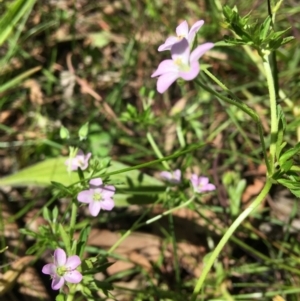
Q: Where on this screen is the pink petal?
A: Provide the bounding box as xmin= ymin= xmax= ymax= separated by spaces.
xmin=54 ymin=248 xmax=66 ymax=267
xmin=65 ymin=255 xmax=81 ymax=269
xmin=158 ymin=36 xmax=179 ymax=51
xmin=179 ymin=61 xmax=199 ymax=80
xmin=151 ymin=60 xmax=178 ymax=77
xmin=64 ymin=270 xmax=82 ymax=284
xmin=101 ymin=185 xmax=116 ymax=198
xmin=100 ymin=198 xmax=115 ymax=211
xmin=176 ymin=20 xmax=189 ymax=37
xmin=199 ymin=177 xmax=209 ymax=186
xmin=190 ymin=174 xmax=199 ymax=187
xmin=160 ymin=171 xmax=172 ymax=180
xmin=205 ymin=183 xmax=216 ymax=191
xmin=42 ymin=263 xmax=57 ymax=275
xmin=190 ymin=43 xmax=214 ymax=63
xmin=77 ymin=190 xmax=93 ymax=204
xmin=90 ymin=178 xmax=103 ymax=187
xmin=188 ymin=20 xmax=204 ymax=44
xmin=156 ymin=72 xmax=179 ymax=93
xmin=89 ymin=201 xmax=102 ymax=216
xmin=171 ymin=38 xmax=190 ymax=64
xmin=79 ymin=152 xmax=92 ymax=170
xmin=173 ymin=169 xmax=181 ymax=181
xmin=51 ymin=275 xmax=65 ymax=290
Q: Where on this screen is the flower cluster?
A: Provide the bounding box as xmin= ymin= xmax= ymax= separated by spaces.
xmin=160 ymin=169 xmax=182 ymax=184
xmin=160 ymin=169 xmax=216 ymax=193
xmin=77 ymin=178 xmax=116 ymax=216
xmin=42 ymin=248 xmax=82 ymax=290
xmin=152 ymin=20 xmax=214 ymax=93
xmin=190 ymin=174 xmax=216 ymax=193
xmin=65 ymin=149 xmax=91 ymax=171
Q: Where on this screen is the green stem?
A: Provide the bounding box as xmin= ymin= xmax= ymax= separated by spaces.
xmin=191 ymin=180 xmax=272 ymax=300
xmin=108 ymin=197 xmax=195 ymax=254
xmin=263 ymin=53 xmax=278 ymax=173
xmin=66 ymin=286 xmax=76 ymax=301
xmin=194 ymin=78 xmax=271 ymax=174
xmin=69 ymin=200 xmax=77 ymax=240
xmin=147 ymin=132 xmax=170 ymax=170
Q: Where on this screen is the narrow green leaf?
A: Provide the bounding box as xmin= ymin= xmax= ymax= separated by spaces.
xmin=0 ymin=66 xmax=41 ymax=94
xmin=58 ymin=224 xmax=71 ymax=255
xmin=0 ymin=0 xmax=36 ymax=46
xmin=259 ymin=16 xmax=271 ymax=40
xmin=279 ymin=142 xmax=300 ymax=166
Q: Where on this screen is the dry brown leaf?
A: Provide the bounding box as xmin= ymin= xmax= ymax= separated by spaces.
xmin=23 ymin=79 xmax=44 ymax=105
xmin=242 ymin=178 xmax=265 ymax=204
xmin=0 ymin=256 xmax=35 ymax=296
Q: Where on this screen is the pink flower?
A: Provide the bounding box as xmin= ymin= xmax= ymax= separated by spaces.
xmin=158 ymin=20 xmax=205 ymax=51
xmin=65 ymin=149 xmax=91 ymax=171
xmin=77 ymin=178 xmax=115 ymax=216
xmin=42 ymin=248 xmax=82 ymax=290
xmin=152 ymin=38 xmax=214 ymax=93
xmin=190 ymin=174 xmax=216 ymax=193
xmin=160 ymin=169 xmax=181 ymax=184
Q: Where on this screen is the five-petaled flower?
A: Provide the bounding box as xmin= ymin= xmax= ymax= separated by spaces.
xmin=160 ymin=169 xmax=182 ymax=184
xmin=158 ymin=20 xmax=204 ymax=52
xmin=152 ymin=38 xmax=214 ymax=93
xmin=190 ymin=174 xmax=216 ymax=193
xmin=42 ymin=248 xmax=82 ymax=290
xmin=77 ymin=178 xmax=115 ymax=216
xmin=65 ymin=149 xmax=92 ymax=171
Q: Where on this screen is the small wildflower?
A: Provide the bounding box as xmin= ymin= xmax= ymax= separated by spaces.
xmin=160 ymin=169 xmax=181 ymax=184
xmin=152 ymin=38 xmax=214 ymax=93
xmin=42 ymin=248 xmax=82 ymax=290
xmin=65 ymin=149 xmax=91 ymax=171
xmin=158 ymin=20 xmax=204 ymax=51
xmin=190 ymin=174 xmax=216 ymax=193
xmin=77 ymin=178 xmax=115 ymax=216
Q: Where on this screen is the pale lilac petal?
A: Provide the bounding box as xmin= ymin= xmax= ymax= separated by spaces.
xmin=158 ymin=36 xmax=179 ymax=51
xmin=199 ymin=177 xmax=209 ymax=186
xmin=89 ymin=201 xmax=102 ymax=216
xmin=156 ymin=72 xmax=179 ymax=93
xmin=65 ymin=150 xmax=91 ymax=171
xmin=188 ymin=20 xmax=204 ymax=44
xmin=160 ymin=171 xmax=172 ymax=180
xmin=54 ymin=248 xmax=66 ymax=267
xmin=179 ymin=61 xmax=199 ymax=80
xmin=65 ymin=255 xmax=81 ymax=269
xmin=160 ymin=170 xmax=181 ymax=184
xmin=51 ymin=275 xmax=65 ymax=290
xmin=90 ymin=178 xmax=103 ymax=187
xmin=79 ymin=152 xmax=92 ymax=170
xmin=176 ymin=20 xmax=189 ymax=37
xmin=42 ymin=263 xmax=56 ymax=275
xmin=205 ymin=183 xmax=216 ymax=191
xmin=190 ymin=174 xmax=199 ymax=187
xmin=151 ymin=60 xmax=178 ymax=77
xmin=190 ymin=43 xmax=214 ymax=63
xmin=173 ymin=169 xmax=182 ymax=181
xmin=65 ymin=158 xmax=80 ymax=171
xmin=101 ymin=185 xmax=116 ymax=198
xmin=77 ymin=190 xmax=93 ymax=204
xmin=64 ymin=270 xmax=82 ymax=283
xmin=171 ymin=38 xmax=190 ymax=63
xmin=100 ymin=199 xmax=115 ymax=211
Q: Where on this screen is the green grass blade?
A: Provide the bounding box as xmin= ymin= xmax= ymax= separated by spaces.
xmin=0 ymin=0 xmax=36 ymax=46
